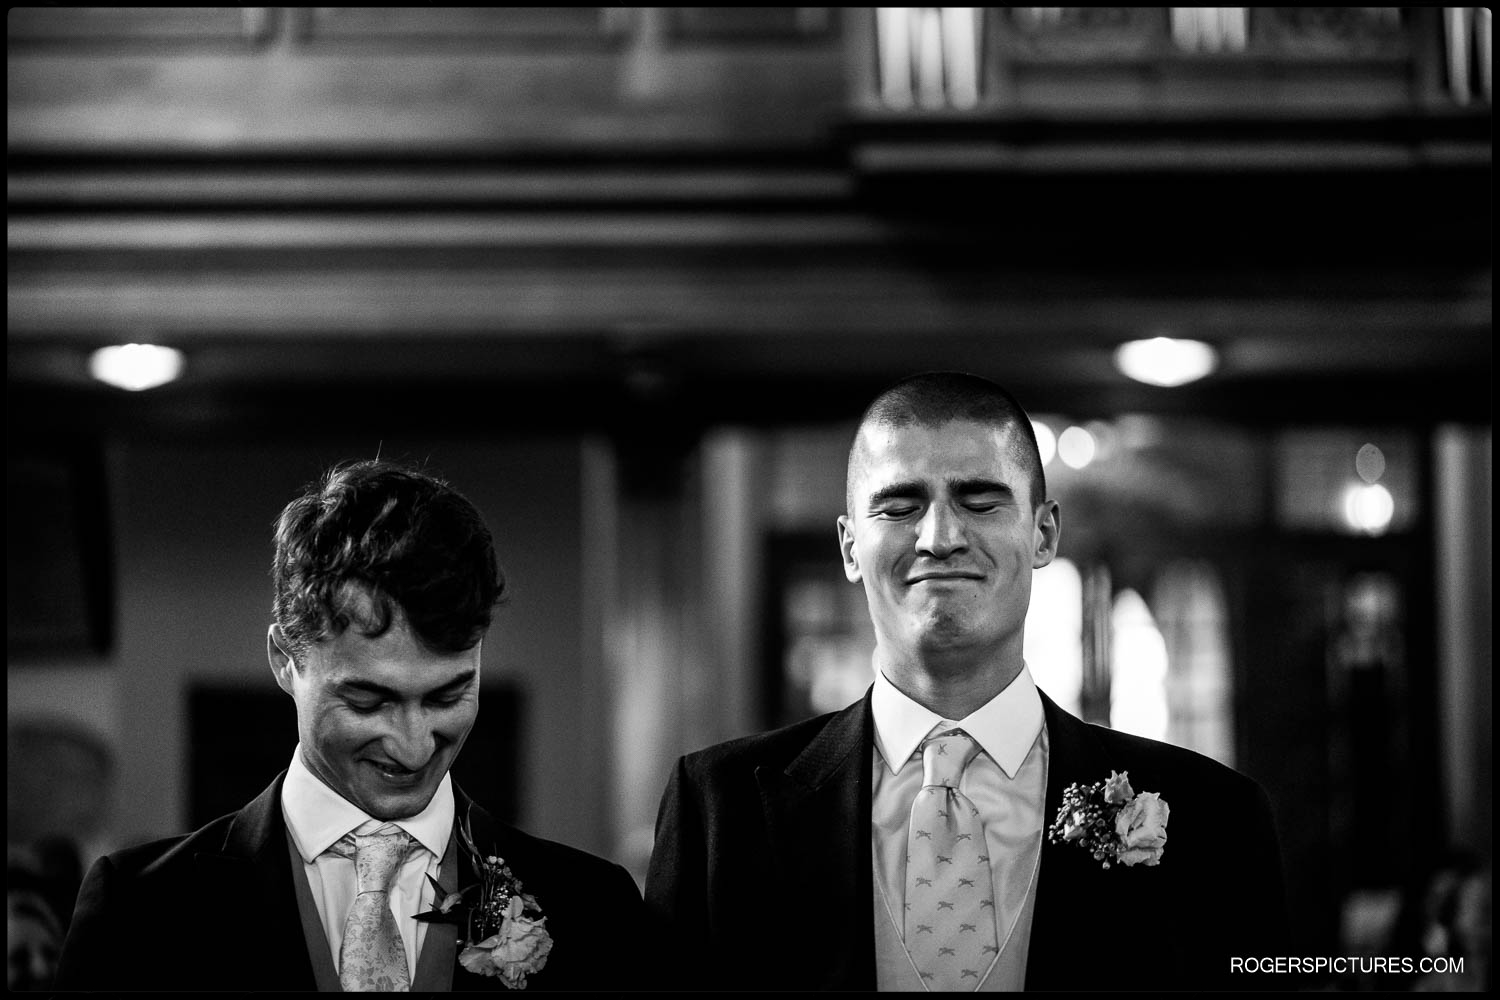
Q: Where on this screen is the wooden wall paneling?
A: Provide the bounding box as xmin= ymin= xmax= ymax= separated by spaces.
xmin=999 ymin=7 xmax=1168 ymax=62
xmin=1250 ymin=7 xmax=1408 ymax=58
xmin=4 ymin=162 xmax=856 ymax=209
xmin=7 ymin=47 xmax=846 ymax=151
xmin=300 ymin=7 xmax=628 ymax=45
xmin=666 ymin=7 xmax=835 ymax=42
xmin=7 ymin=7 xmax=274 ymax=47
xmin=985 ymin=6 xmax=1414 ymax=112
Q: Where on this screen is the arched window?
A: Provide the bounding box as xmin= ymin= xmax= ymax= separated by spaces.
xmin=1109 ymin=588 xmax=1170 ymax=742
xmin=1025 ymin=557 xmax=1083 ymax=716
xmin=1148 ymin=561 xmax=1236 ymax=764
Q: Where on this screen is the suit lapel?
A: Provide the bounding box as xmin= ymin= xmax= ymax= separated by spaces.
xmin=448 ymin=786 xmax=494 ymax=992
xmin=449 ymin=786 xmax=561 ymax=992
xmin=411 ymin=826 xmax=460 ymax=991
xmin=1025 ymin=694 xmax=1144 ymax=990
xmin=421 ymin=787 xmax=587 ymax=992
xmin=756 ymin=692 xmax=876 ymax=990
xmin=194 ymin=772 xmax=318 ymax=991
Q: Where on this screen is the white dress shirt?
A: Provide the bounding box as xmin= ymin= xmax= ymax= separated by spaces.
xmin=871 ymin=664 xmax=1048 ymax=991
xmin=280 ymin=746 xmax=450 ymax=977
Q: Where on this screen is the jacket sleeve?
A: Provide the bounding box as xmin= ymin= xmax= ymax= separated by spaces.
xmin=643 ymin=755 xmax=711 ymax=990
xmin=1195 ymin=777 xmax=1292 ymax=990
xmin=1239 ymin=779 xmax=1292 ymax=954
xmin=54 ymin=854 xmax=122 ymax=992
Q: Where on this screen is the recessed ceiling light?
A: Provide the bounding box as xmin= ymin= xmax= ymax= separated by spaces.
xmin=88 ymin=343 xmax=185 ymax=391
xmin=1114 ymin=338 xmax=1218 ymax=387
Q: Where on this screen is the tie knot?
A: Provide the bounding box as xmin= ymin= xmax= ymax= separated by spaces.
xmin=328 ymin=825 xmax=412 ymax=895
xmin=921 ymin=731 xmax=980 ymax=788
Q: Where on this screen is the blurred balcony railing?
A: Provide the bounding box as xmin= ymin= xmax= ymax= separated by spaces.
xmin=844 ymin=7 xmax=1492 ymax=176
xmin=857 ymin=7 xmax=1490 ymax=113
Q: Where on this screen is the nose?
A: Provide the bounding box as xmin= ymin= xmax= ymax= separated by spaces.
xmin=916 ymin=501 xmax=967 ymax=558
xmin=385 ymin=705 xmax=439 ymax=769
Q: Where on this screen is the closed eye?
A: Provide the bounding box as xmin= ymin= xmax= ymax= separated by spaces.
xmin=876 ymin=505 xmax=920 ymax=519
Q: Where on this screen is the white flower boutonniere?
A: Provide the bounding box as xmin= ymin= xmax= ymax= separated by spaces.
xmin=1046 ymin=770 xmax=1170 ymax=869
xmin=415 ymin=807 xmax=553 ymax=989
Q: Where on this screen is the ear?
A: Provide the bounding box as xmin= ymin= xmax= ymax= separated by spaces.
xmin=837 ymin=514 xmax=862 ymax=583
xmin=1032 ymin=500 xmax=1061 ymax=570
xmin=267 ymin=625 xmax=298 ymax=695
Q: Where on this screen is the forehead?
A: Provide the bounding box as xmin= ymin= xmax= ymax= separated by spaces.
xmin=305 ymin=619 xmax=479 ymax=690
xmin=855 ymin=419 xmax=1029 ymax=488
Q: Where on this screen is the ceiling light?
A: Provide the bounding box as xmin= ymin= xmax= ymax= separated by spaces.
xmin=1114 ymin=338 xmax=1218 ymax=387
xmin=88 ymin=344 xmax=184 ymax=391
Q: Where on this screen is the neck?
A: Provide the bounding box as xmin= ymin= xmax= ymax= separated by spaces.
xmin=876 ymin=643 xmax=1024 ymax=720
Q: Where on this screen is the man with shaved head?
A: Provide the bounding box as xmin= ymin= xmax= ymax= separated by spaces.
xmin=647 ymin=372 xmax=1287 ymax=990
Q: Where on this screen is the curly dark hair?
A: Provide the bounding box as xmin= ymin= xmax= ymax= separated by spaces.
xmin=271 ymin=460 xmax=504 ymax=658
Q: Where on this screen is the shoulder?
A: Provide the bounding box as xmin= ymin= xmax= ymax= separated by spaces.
xmin=677 ymin=703 xmax=864 ymax=783
xmin=456 ymin=810 xmax=650 ymax=990
xmin=1089 ymin=723 xmax=1252 ymax=783
xmin=73 ymin=775 xmax=286 ymax=908
xmin=1055 ymin=716 xmax=1277 ymax=840
xmin=501 ymin=823 xmax=633 ymax=886
xmin=58 ymin=809 xmax=253 ymax=988
xmin=83 ymin=811 xmax=240 ymax=887
xmin=1045 ymin=694 xmax=1269 ymax=809
xmin=459 ymin=795 xmax=639 ymax=906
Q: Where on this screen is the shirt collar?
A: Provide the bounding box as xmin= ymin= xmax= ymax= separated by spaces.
xmin=872 ymin=663 xmax=1045 ymax=779
xmin=280 ymin=744 xmax=453 ymax=863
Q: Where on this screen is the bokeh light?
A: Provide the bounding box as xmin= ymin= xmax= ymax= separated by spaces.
xmin=1032 ymin=420 xmax=1057 ymax=468
xmin=1114 ymin=337 xmax=1218 ymax=387
xmin=88 ymin=344 xmax=184 ymax=391
xmin=1058 ymin=425 xmax=1096 ymax=469
xmin=1356 ymin=443 xmax=1387 ymax=484
xmin=1342 ymin=482 xmax=1395 ymax=535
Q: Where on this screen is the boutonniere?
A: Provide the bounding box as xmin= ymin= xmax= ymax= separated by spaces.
xmin=1046 ymin=770 xmax=1170 ymax=868
xmin=415 ymin=806 xmax=553 ymax=989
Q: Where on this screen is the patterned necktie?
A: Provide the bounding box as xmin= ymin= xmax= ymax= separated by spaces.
xmin=328 ymin=822 xmax=413 ymax=992
xmin=905 ymin=731 xmax=998 ymax=991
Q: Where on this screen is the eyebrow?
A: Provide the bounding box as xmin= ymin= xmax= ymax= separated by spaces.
xmin=948 ymin=477 xmax=1014 ymax=498
xmin=336 ymin=670 xmax=476 ymax=701
xmin=866 ymin=477 xmax=1014 ymax=508
xmin=867 ymin=480 xmax=928 ymax=508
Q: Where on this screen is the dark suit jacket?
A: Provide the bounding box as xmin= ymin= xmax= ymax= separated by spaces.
xmin=645 ymin=687 xmax=1288 ymax=991
xmin=55 ymin=774 xmax=647 ymax=992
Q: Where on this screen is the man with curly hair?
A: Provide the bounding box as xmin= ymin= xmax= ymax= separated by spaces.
xmin=58 ymin=460 xmax=646 ymax=991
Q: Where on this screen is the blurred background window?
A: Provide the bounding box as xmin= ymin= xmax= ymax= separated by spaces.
xmin=1024 ymin=557 xmax=1084 ymax=719
xmin=1109 ymin=587 xmax=1171 ymax=742
xmin=1276 ymin=430 xmax=1418 ymax=537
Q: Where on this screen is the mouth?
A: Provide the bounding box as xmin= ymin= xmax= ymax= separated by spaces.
xmin=906 ymin=572 xmax=984 ymax=585
xmin=367 ymin=760 xmax=427 ymax=787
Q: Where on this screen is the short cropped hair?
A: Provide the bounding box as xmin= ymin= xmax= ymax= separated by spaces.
xmin=847 ymin=371 xmax=1046 ymax=513
xmin=272 ymin=460 xmax=504 ymax=659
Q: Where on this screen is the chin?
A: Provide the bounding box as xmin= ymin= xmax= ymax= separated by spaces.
xmin=364 ymin=791 xmax=436 ymax=821
xmin=914 ymin=609 xmax=974 ymax=644
xmin=356 ymin=780 xmax=442 ymax=821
